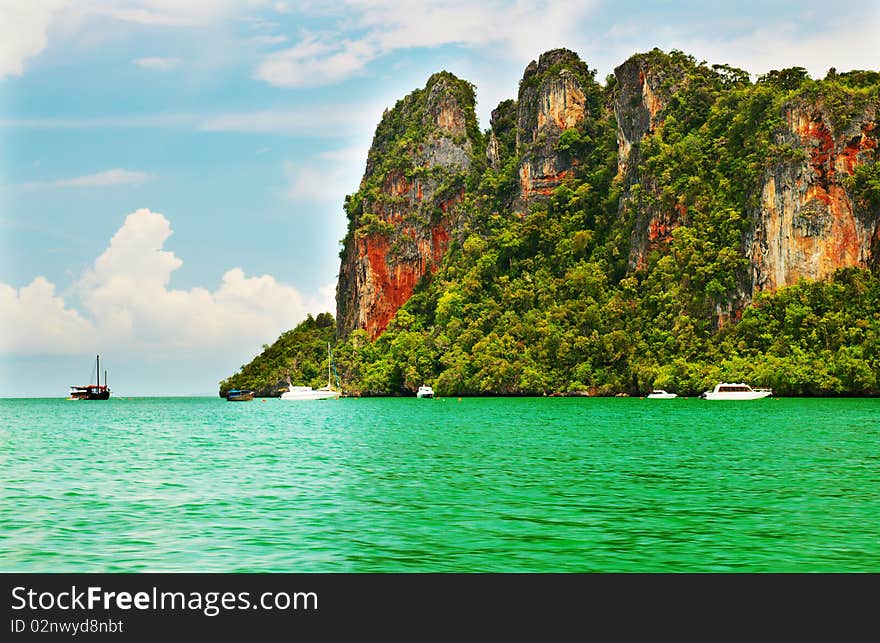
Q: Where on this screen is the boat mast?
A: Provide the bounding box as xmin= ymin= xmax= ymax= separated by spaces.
xmin=97 ymin=354 xmax=100 ymax=388
xmin=327 ymin=342 xmax=331 ymax=388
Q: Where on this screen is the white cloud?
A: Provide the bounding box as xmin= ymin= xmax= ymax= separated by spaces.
xmin=588 ymin=12 xmax=880 ymax=83
xmin=0 ymin=277 xmax=94 ymax=355
xmin=23 ymin=169 xmax=155 ymax=189
xmin=0 ymin=0 xmax=248 ymax=79
xmin=0 ymin=0 xmax=67 ymax=78
xmin=670 ymin=18 xmax=880 ymax=80
xmin=254 ymin=34 xmax=380 ymax=87
xmin=102 ymin=0 xmax=243 ymax=27
xmin=254 ymin=0 xmax=597 ymax=88
xmin=0 ymin=208 xmax=330 ymax=358
xmin=133 ymin=56 xmax=180 ymax=70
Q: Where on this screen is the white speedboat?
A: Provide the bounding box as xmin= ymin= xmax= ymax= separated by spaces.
xmin=281 ymin=385 xmax=340 ymax=401
xmin=280 ymin=343 xmax=341 ymax=401
xmin=700 ymin=382 xmax=772 ymax=400
xmin=416 ymin=385 xmax=434 ymax=398
xmin=646 ymin=389 xmax=677 ymax=399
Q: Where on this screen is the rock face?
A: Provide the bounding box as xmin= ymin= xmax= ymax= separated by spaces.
xmin=336 ymin=72 xmax=480 ymax=340
xmin=747 ymin=102 xmax=879 ymax=292
xmin=514 ymin=49 xmax=591 ymax=210
xmin=614 ymin=53 xmax=682 ymax=177
xmin=336 ymin=48 xmax=880 ymax=346
xmin=614 ymin=50 xmax=880 ymax=290
xmin=613 ymin=51 xmax=688 ymax=268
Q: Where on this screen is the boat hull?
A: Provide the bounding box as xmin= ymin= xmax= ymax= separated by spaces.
xmin=646 ymin=393 xmax=677 ymax=399
xmin=280 ymin=389 xmax=340 ymax=401
xmin=68 ymin=391 xmax=110 ymax=401
xmin=702 ymin=391 xmax=772 ymax=400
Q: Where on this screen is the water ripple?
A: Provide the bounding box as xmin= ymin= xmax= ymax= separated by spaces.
xmin=0 ymin=396 xmax=878 ymax=571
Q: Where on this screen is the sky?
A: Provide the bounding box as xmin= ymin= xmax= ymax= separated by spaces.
xmin=1 ymin=0 xmax=878 ymax=396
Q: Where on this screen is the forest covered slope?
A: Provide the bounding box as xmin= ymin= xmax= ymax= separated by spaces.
xmin=221 ymin=48 xmax=880 ymax=398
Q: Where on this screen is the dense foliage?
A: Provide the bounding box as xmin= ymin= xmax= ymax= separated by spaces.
xmin=223 ymin=50 xmax=880 ymax=397
xmin=219 ymin=313 xmax=336 ymax=397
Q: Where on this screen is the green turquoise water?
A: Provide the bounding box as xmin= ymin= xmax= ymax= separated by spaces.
xmin=1 ymin=396 xmax=878 ymax=572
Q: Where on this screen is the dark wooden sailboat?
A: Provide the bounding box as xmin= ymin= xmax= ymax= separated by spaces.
xmin=68 ymin=355 xmax=111 ymax=400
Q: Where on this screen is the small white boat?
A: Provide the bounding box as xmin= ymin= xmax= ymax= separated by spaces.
xmin=646 ymin=389 xmax=677 ymax=399
xmin=700 ymin=382 xmax=772 ymax=400
xmin=416 ymin=385 xmax=434 ymax=398
xmin=281 ymin=385 xmax=340 ymax=401
xmin=280 ymin=343 xmax=341 ymax=401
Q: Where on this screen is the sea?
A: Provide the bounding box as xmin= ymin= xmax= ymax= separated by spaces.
xmin=1 ymin=396 xmax=877 ymax=572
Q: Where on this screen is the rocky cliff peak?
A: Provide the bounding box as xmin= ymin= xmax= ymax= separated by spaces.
xmin=336 ymin=71 xmax=481 ymax=340
xmin=614 ymin=50 xmax=701 ymax=268
xmin=613 ymin=50 xmax=686 ymax=175
xmin=514 ymin=48 xmax=596 ymax=209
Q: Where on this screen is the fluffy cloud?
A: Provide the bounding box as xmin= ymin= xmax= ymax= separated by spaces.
xmin=0 ymin=277 xmax=94 ymax=355
xmin=0 ymin=0 xmax=66 ymax=78
xmin=0 ymin=209 xmax=332 ymax=358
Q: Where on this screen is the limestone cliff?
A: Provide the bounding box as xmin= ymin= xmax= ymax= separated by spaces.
xmin=514 ymin=49 xmax=595 ymax=210
xmin=748 ymin=101 xmax=879 ymax=293
xmin=613 ymin=50 xmax=690 ymax=268
xmin=336 ymin=72 xmax=481 ymax=340
xmin=336 ymin=48 xmax=879 ymax=345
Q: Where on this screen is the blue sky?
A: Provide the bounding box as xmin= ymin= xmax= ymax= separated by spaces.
xmin=1 ymin=0 xmax=878 ymax=396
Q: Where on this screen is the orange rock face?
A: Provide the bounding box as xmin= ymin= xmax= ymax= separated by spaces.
xmin=347 ymin=215 xmax=459 ymax=340
xmin=749 ymin=105 xmax=878 ymax=293
xmin=534 ymin=71 xmax=587 ymax=133
xmin=515 ymin=50 xmax=590 ymax=211
xmin=337 ymin=73 xmax=476 ymax=340
xmin=637 ymin=202 xmax=686 ymax=265
xmin=518 ymin=164 xmax=575 ymax=199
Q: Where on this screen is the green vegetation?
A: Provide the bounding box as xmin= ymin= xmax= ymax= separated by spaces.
xmin=224 ymin=51 xmax=880 ymax=398
xmin=219 ymin=313 xmax=336 ymax=397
